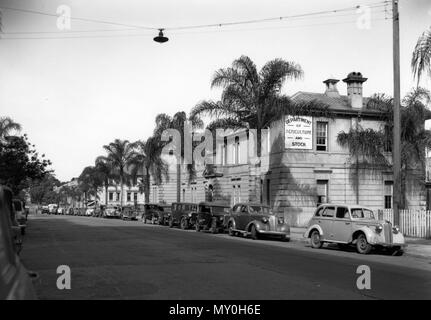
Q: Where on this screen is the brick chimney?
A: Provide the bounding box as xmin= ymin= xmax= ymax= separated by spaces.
xmin=342 ymin=72 xmax=367 ymax=109
xmin=323 ymin=78 xmax=340 ymax=98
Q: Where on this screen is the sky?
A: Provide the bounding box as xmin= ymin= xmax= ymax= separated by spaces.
xmin=0 ymin=0 xmax=430 ymax=181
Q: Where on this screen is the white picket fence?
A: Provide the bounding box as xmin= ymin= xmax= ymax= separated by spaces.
xmin=379 ymin=209 xmax=431 ymax=238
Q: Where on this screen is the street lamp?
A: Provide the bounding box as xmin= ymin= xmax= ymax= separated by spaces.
xmin=153 ymin=29 xmax=168 ymax=43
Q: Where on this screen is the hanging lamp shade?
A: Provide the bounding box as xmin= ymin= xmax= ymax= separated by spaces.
xmin=153 ymin=29 xmax=168 ymax=43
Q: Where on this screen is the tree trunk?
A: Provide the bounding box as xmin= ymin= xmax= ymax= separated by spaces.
xmin=120 ymin=171 xmax=124 ymax=208
xmin=104 ymin=184 xmax=108 ymax=206
xmin=176 ymin=162 xmax=181 ymax=202
xmin=145 ymin=167 xmax=150 ymax=204
xmin=355 ymin=157 xmax=359 ymax=204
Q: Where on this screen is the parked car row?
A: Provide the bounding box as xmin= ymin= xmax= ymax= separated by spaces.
xmin=46 ymin=200 xmax=407 ymax=255
xmin=0 ymin=186 xmax=37 ymax=299
xmin=144 ymin=201 xmax=291 ymax=242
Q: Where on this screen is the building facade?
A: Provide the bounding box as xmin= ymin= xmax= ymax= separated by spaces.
xmin=145 ymin=72 xmax=428 ymax=226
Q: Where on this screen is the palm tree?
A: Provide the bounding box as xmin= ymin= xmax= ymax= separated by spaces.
xmin=0 ymin=117 xmax=21 ymax=143
xmin=412 ymin=27 xmax=431 ymax=85
xmin=190 ymin=55 xmax=330 ymax=158
xmin=154 ymin=111 xmax=203 ymax=202
xmin=78 ymin=166 xmax=104 ymax=207
xmin=130 ymin=136 xmax=168 ymax=204
xmin=97 ymin=139 xmax=137 ymax=207
xmin=94 ymin=158 xmax=115 ymax=206
xmin=337 ymin=87 xmax=431 ymax=208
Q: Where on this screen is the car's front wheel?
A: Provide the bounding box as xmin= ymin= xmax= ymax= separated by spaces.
xmin=250 ymin=225 xmax=259 ymax=240
xmin=180 ymin=217 xmax=189 ymax=230
xmin=356 ymin=233 xmax=372 ymax=254
xmin=310 ymin=230 xmax=323 ymax=249
xmin=228 ymin=222 xmax=235 ymax=237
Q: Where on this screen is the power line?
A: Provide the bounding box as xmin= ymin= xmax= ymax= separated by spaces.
xmin=0 ymin=5 xmax=390 ymax=36
xmin=166 ymin=1 xmax=388 ymax=31
xmin=0 ymin=1 xmax=389 ymax=36
xmin=0 ymin=5 xmax=157 ymax=30
xmin=0 ymin=17 xmax=390 ymax=40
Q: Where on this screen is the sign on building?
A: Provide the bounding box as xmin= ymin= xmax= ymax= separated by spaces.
xmin=285 ymin=115 xmax=313 ymax=149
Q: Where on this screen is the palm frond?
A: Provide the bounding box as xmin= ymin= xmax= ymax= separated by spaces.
xmin=412 ymin=27 xmax=431 ymax=84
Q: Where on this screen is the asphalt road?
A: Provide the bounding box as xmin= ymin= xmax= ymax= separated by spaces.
xmin=21 ymin=214 xmax=431 ymax=300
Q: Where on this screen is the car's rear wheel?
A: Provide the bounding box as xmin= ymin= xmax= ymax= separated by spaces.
xmin=356 ymin=233 xmax=372 ymax=254
xmin=310 ymin=230 xmax=323 ymax=249
xmin=180 ymin=217 xmax=189 ymax=230
xmin=250 ymin=225 xmax=259 ymax=240
xmin=210 ymin=218 xmax=218 ymax=234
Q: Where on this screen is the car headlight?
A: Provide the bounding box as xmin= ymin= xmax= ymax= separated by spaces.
xmin=277 ymin=217 xmax=284 ymax=224
xmin=392 ymin=225 xmax=400 ymax=234
xmin=188 ymin=213 xmax=192 ymax=217
xmin=262 ymin=217 xmax=268 ymax=223
xmin=375 ymin=224 xmax=383 ymax=233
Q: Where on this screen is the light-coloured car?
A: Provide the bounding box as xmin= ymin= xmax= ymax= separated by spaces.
xmin=304 ymin=204 xmax=406 ymax=255
xmin=104 ymin=206 xmax=121 ymax=219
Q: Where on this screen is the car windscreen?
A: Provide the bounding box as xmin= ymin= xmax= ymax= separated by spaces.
xmin=249 ymin=206 xmax=271 ymax=214
xmin=351 ymin=208 xmax=375 ymax=220
xmin=212 ymin=207 xmax=230 ymax=214
xmin=13 ymin=200 xmax=22 ymax=211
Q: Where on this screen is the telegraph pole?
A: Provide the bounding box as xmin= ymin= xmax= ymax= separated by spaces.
xmin=392 ymin=0 xmax=401 ymax=226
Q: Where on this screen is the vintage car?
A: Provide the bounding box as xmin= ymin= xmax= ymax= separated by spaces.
xmin=226 ymin=203 xmax=290 ymax=241
xmin=304 ymin=204 xmax=406 ymax=255
xmin=168 ymin=202 xmax=198 ymax=229
xmin=157 ymin=204 xmax=172 ymax=225
xmin=195 ymin=202 xmax=231 ymax=233
xmin=121 ymin=206 xmax=138 ymax=220
xmin=142 ymin=203 xmax=164 ymax=224
xmin=0 ymin=186 xmax=37 ymax=299
xmin=103 ymin=206 xmax=121 ymax=219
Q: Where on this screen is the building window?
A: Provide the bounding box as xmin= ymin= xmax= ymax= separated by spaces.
xmin=134 ymin=192 xmax=138 ymax=202
xmin=316 ymin=180 xmax=328 ymax=206
xmin=127 ymin=192 xmax=131 ymax=202
xmin=116 ymin=192 xmax=120 ymax=202
xmin=316 ymin=122 xmax=328 ymax=151
xmin=232 ymin=184 xmax=241 ymax=205
xmin=109 ymin=192 xmax=113 ymax=202
xmin=182 ymin=189 xmax=186 ymax=202
xmin=266 ymin=179 xmax=271 ymax=206
xmin=233 ymin=136 xmax=240 ymax=164
xmin=384 ymin=181 xmax=393 ymax=209
xmin=191 ymin=186 xmax=197 ymax=203
xmin=152 ymin=186 xmax=159 ymax=203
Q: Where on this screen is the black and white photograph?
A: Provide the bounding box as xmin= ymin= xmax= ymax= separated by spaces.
xmin=0 ymin=0 xmax=431 ymax=306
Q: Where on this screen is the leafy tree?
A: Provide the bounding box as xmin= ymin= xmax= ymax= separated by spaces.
xmin=0 ymin=117 xmax=22 ymax=143
xmin=412 ymin=27 xmax=431 ymax=85
xmin=0 ymin=135 xmax=51 ymax=195
xmin=28 ymin=173 xmax=61 ymax=205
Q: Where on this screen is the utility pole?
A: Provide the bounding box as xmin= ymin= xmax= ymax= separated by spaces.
xmin=392 ymin=0 xmax=401 ymax=226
